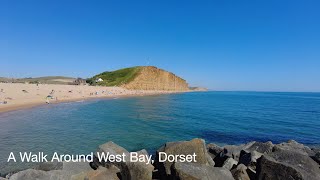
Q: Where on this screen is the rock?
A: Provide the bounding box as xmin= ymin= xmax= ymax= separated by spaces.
xmin=246 ymin=167 xmax=256 ymax=180
xmin=9 ymin=161 xmax=96 ymax=180
xmin=94 ymin=141 xmax=129 ymax=167
xmin=172 ymin=162 xmax=235 ymax=180
xmin=8 ymin=169 xmax=72 ymax=180
xmin=246 ymin=141 xmax=274 ymax=154
xmin=257 ymin=146 xmax=320 ymax=180
xmin=207 ymin=143 xmax=223 ymax=159
xmin=34 ymin=161 xmax=63 ymax=171
xmin=222 ymin=158 xmax=238 ymax=170
xmin=231 ymin=164 xmax=250 ymax=180
xmin=0 ymin=177 xmax=8 ymax=180
xmin=125 ymin=149 xmax=154 ymax=180
xmin=239 ymin=150 xmax=263 ymax=170
xmin=266 ymin=146 xmax=320 ymax=180
xmin=62 ymin=161 xmax=92 ymax=173
xmin=256 ymin=155 xmax=303 ymax=180
xmin=213 ymin=154 xmax=229 ymax=167
xmin=222 ymin=142 xmax=256 ymax=161
xmin=94 ymin=141 xmax=154 ymax=180
xmin=71 ymin=166 xmax=120 ymax=180
xmin=275 ymin=140 xmax=314 ymax=156
xmin=311 ymin=151 xmax=320 ymax=164
xmin=155 ymin=138 xmax=215 ymax=178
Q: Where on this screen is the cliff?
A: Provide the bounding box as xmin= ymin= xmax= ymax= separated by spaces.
xmin=123 ymin=66 xmax=189 ymax=91
xmin=89 ymin=66 xmax=189 ymax=91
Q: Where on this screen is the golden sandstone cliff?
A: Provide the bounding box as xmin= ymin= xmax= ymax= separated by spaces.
xmin=123 ymin=66 xmax=189 ymax=91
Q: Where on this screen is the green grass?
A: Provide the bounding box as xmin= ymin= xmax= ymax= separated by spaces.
xmin=0 ymin=76 xmax=76 ymax=84
xmin=88 ymin=66 xmax=142 ymax=86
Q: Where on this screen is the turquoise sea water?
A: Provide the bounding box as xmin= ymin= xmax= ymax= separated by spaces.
xmin=0 ymin=91 xmax=320 ymax=174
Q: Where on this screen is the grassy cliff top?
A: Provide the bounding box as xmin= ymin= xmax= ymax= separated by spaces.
xmin=88 ymin=66 xmax=142 ymax=86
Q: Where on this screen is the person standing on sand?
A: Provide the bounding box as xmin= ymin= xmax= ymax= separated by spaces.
xmin=45 ymin=96 xmax=50 ymax=104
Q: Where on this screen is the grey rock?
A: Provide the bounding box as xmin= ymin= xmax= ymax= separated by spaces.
xmin=207 ymin=143 xmax=223 ymax=159
xmin=92 ymin=141 xmax=129 ymax=172
xmin=246 ymin=167 xmax=256 ymax=180
xmin=256 ymin=155 xmax=303 ymax=180
xmin=62 ymin=161 xmax=92 ymax=174
xmin=222 ymin=141 xmax=256 ymax=161
xmin=94 ymin=141 xmax=153 ymax=180
xmin=71 ymin=166 xmax=120 ymax=180
xmin=34 ymin=161 xmax=63 ymax=171
xmin=275 ymin=140 xmax=314 ymax=156
xmin=9 ymin=161 xmax=95 ymax=180
xmin=257 ymin=146 xmax=320 ymax=180
xmin=8 ymin=169 xmax=72 ymax=180
xmin=311 ymin=151 xmax=320 ymax=164
xmin=155 ymin=138 xmax=215 ymax=178
xmin=231 ymin=164 xmax=250 ymax=180
xmin=246 ymin=141 xmax=274 ymax=154
xmin=172 ymin=162 xmax=235 ymax=180
xmin=222 ymin=158 xmax=238 ymax=170
xmin=267 ymin=146 xmax=320 ymax=180
xmin=125 ymin=149 xmax=154 ymax=180
xmin=239 ymin=150 xmax=263 ymax=170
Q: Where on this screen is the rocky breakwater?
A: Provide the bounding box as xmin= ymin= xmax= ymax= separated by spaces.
xmin=2 ymin=138 xmax=320 ymax=180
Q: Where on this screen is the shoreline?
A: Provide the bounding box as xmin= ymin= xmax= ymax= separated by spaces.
xmin=0 ymin=83 xmax=188 ymax=113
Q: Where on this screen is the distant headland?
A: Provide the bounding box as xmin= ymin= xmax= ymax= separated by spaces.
xmin=0 ymin=66 xmax=206 ymax=112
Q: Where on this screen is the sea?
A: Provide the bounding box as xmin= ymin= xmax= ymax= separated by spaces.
xmin=0 ymin=91 xmax=320 ymax=174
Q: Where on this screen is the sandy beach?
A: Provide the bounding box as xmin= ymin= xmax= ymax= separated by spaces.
xmin=0 ymin=83 xmax=182 ymax=113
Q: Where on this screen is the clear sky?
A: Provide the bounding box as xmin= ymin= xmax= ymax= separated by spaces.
xmin=1 ymin=0 xmax=320 ymax=91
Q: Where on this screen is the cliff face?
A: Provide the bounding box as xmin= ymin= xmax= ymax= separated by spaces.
xmin=122 ymin=66 xmax=189 ymax=91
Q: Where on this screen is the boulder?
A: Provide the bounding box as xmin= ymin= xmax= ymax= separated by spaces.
xmin=222 ymin=158 xmax=238 ymax=170
xmin=266 ymin=146 xmax=320 ymax=180
xmin=155 ymin=138 xmax=215 ymax=178
xmin=125 ymin=149 xmax=154 ymax=180
xmin=256 ymin=155 xmax=303 ymax=180
xmin=9 ymin=161 xmax=95 ymax=180
xmin=34 ymin=161 xmax=63 ymax=171
xmin=275 ymin=140 xmax=314 ymax=156
xmin=93 ymin=141 xmax=154 ymax=180
xmin=71 ymin=166 xmax=120 ymax=180
xmin=231 ymin=164 xmax=250 ymax=180
xmin=239 ymin=150 xmax=263 ymax=170
xmin=172 ymin=162 xmax=235 ymax=180
xmin=246 ymin=167 xmax=256 ymax=180
xmin=222 ymin=142 xmax=256 ymax=161
xmin=62 ymin=161 xmax=92 ymax=173
xmin=257 ymin=146 xmax=320 ymax=180
xmin=94 ymin=141 xmax=129 ymax=168
xmin=245 ymin=141 xmax=274 ymax=154
xmin=8 ymin=169 xmax=72 ymax=180
xmin=311 ymin=151 xmax=320 ymax=164
xmin=207 ymin=143 xmax=223 ymax=159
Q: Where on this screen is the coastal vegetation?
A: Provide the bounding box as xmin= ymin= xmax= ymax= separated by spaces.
xmin=0 ymin=76 xmax=76 ymax=85
xmin=86 ymin=66 xmax=141 ymax=86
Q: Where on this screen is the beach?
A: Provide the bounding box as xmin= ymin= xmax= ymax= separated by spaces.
xmin=0 ymin=83 xmax=182 ymax=113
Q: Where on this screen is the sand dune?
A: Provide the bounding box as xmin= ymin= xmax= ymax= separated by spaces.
xmin=0 ymin=83 xmax=180 ymax=113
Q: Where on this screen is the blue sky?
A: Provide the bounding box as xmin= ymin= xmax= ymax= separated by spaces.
xmin=1 ymin=0 xmax=320 ymax=91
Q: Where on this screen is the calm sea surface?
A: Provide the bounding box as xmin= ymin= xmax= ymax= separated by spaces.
xmin=0 ymin=91 xmax=320 ymax=174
